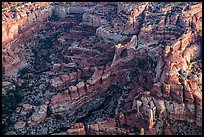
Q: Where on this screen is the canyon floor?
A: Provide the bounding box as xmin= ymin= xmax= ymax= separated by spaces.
xmin=2 ymin=2 xmax=202 ymax=135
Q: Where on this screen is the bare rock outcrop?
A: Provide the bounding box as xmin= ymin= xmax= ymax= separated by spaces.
xmin=2 ymin=2 xmax=202 ymax=135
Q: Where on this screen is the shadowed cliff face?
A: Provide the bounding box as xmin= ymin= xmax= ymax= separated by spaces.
xmin=2 ymin=2 xmax=202 ymax=135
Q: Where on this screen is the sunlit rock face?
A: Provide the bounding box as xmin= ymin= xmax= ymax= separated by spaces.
xmin=2 ymin=2 xmax=202 ymax=135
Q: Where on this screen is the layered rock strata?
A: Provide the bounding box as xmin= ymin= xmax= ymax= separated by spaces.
xmin=2 ymin=2 xmax=202 ymax=135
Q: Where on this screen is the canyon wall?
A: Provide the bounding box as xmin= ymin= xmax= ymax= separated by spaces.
xmin=2 ymin=2 xmax=202 ymax=135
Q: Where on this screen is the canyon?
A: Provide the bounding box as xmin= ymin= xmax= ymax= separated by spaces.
xmin=2 ymin=2 xmax=202 ymax=135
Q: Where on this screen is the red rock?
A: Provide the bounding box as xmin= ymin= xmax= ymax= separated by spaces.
xmin=148 ymin=128 xmax=157 ymax=135
xmin=103 ymin=118 xmax=116 ymax=127
xmin=51 ymin=93 xmax=62 ymax=104
xmin=81 ymin=68 xmax=89 ymax=78
xmin=169 ymin=73 xmax=180 ymax=84
xmin=118 ymin=112 xmax=126 ymax=125
xmin=87 ymin=78 xmax=100 ymax=92
xmin=150 ymin=82 xmax=162 ymax=98
xmin=186 ymin=103 xmax=195 ymax=114
xmin=52 ymin=91 xmax=71 ymax=104
xmin=2 ymin=2 xmax=202 ymax=135
xmin=76 ymin=82 xmax=86 ymax=97
xmin=89 ymin=123 xmax=99 ymax=132
xmin=67 ymin=123 xmax=86 ymax=135
xmin=173 ymin=101 xmax=185 ymax=115
xmin=162 ymin=83 xmax=171 ymax=98
xmin=101 ymin=73 xmax=112 ymax=89
xmin=69 ymin=86 xmax=79 ymax=100
xmin=62 ymin=91 xmax=72 ymax=102
xmin=85 ymin=83 xmax=94 ymax=94
xmin=193 ymin=90 xmax=202 ymax=105
xmin=60 ymin=74 xmax=70 ymax=82
xmin=188 ymin=77 xmax=199 ymax=91
xmin=69 ymin=72 xmax=77 ymax=81
xmin=184 ymin=90 xmax=194 ymax=103
xmin=51 ymin=77 xmax=63 ymax=87
xmin=170 ymin=84 xmax=183 ymax=103
xmin=152 ymin=98 xmax=166 ymax=116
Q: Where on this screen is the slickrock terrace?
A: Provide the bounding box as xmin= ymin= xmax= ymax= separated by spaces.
xmin=2 ymin=2 xmax=202 ymax=135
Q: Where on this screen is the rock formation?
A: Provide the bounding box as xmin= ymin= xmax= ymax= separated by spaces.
xmin=2 ymin=2 xmax=202 ymax=135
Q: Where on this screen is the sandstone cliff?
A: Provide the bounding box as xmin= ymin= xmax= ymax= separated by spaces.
xmin=2 ymin=2 xmax=202 ymax=135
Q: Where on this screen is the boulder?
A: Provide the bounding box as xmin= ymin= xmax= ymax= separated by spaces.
xmin=67 ymin=123 xmax=86 ymax=135
xmin=76 ymin=81 xmax=86 ymax=97
xmin=30 ymin=104 xmax=47 ymax=124
xmin=22 ymin=103 xmax=33 ymax=112
xmin=14 ymin=121 xmax=26 ymax=130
